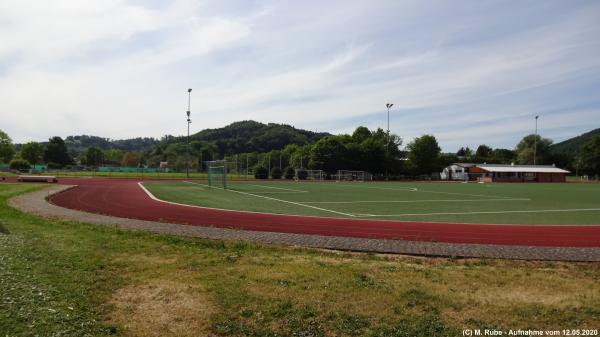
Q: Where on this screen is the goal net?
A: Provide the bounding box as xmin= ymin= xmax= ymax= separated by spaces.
xmin=207 ymin=160 xmax=227 ymax=189
xmin=336 ymin=170 xmax=371 ymax=182
xmin=295 ymin=169 xmax=324 ymax=181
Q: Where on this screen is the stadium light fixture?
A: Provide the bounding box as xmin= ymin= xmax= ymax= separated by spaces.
xmin=186 ymin=88 xmax=193 ymax=178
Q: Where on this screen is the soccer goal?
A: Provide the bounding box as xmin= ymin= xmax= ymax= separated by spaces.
xmin=295 ymin=169 xmax=324 ymax=181
xmin=206 ymin=160 xmax=227 ymax=189
xmin=336 ymin=170 xmax=372 ymax=182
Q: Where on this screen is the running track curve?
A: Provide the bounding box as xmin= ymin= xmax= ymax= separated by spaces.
xmin=48 ymin=178 xmax=600 ymax=247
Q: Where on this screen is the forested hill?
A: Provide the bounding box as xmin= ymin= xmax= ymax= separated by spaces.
xmin=187 ymin=120 xmax=330 ymax=155
xmin=61 ymin=121 xmax=330 ymax=156
xmin=550 ymin=128 xmax=600 ymax=155
xmin=64 ymin=136 xmax=159 ymax=154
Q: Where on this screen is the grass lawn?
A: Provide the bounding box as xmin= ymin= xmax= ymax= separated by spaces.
xmin=143 ymin=181 xmax=600 ymax=225
xmin=1 ymin=183 xmax=600 ymax=337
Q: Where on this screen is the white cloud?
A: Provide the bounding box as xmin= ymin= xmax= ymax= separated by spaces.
xmin=0 ymin=0 xmax=599 ymax=151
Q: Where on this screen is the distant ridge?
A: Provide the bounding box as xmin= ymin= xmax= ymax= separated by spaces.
xmin=58 ymin=120 xmax=330 ymax=156
xmin=550 ymin=128 xmax=600 ymax=155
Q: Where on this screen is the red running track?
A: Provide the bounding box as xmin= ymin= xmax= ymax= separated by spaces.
xmin=47 ymin=178 xmax=600 ymax=247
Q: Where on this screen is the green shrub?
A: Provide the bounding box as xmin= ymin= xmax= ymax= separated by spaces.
xmin=283 ymin=166 xmax=295 ymax=180
xmin=270 ymin=167 xmax=282 ymax=179
xmin=296 ymin=169 xmax=308 ymax=180
xmin=9 ymin=158 xmax=30 ymax=171
xmin=254 ymin=165 xmax=268 ymax=179
xmin=47 ymin=162 xmax=62 ymax=169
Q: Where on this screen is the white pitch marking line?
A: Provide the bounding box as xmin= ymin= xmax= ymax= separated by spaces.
xmin=300 ymin=198 xmax=531 ymax=204
xmin=184 ymin=181 xmax=355 ymax=217
xmin=242 ymin=191 xmax=308 ymax=194
xmin=354 ymin=208 xmax=600 ymax=217
xmin=336 ymin=184 xmax=417 ymax=192
xmin=411 ymin=189 xmax=516 ymax=199
xmin=335 ymin=184 xmax=513 ymax=199
xmin=244 ymin=184 xmax=308 ymax=193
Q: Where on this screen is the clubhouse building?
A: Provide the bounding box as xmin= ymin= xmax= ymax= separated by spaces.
xmin=441 ymin=163 xmax=570 ymax=183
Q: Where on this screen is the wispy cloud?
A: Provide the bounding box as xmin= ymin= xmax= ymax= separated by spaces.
xmin=1 ymin=0 xmax=599 ymax=151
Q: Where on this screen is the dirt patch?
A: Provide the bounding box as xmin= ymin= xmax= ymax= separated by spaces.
xmin=107 ymin=279 xmax=216 ymax=337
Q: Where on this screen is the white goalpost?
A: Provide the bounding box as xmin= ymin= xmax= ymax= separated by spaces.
xmin=336 ymin=170 xmax=372 ymax=182
xmin=295 ymin=169 xmax=324 ymax=181
xmin=206 ymin=160 xmax=227 ymax=189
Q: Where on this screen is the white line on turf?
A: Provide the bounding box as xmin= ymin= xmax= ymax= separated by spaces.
xmin=241 ymin=191 xmax=308 ymax=194
xmin=300 ymin=198 xmax=531 ymax=204
xmin=355 ymin=208 xmax=600 ymax=217
xmin=184 ymin=181 xmax=355 ymax=217
xmin=244 ymin=184 xmax=308 ymax=192
xmin=336 ymin=184 xmax=417 ymax=192
xmin=138 ymin=182 xmax=356 ymax=219
xmin=411 ymin=189 xmax=517 ymax=199
xmin=334 ymin=184 xmax=516 ymax=199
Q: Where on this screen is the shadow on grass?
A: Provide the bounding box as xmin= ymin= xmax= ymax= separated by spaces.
xmin=0 ymin=220 xmax=9 ymax=234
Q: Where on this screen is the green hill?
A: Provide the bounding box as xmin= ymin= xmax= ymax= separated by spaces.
xmin=64 ymin=135 xmax=158 ymax=154
xmin=187 ymin=120 xmax=329 ymax=155
xmin=58 ymin=121 xmax=329 ymax=157
xmin=550 ymin=128 xmax=600 ymax=155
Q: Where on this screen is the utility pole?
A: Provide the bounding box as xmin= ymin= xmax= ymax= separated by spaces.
xmin=186 ymin=88 xmax=192 ymax=178
xmin=534 ymin=115 xmax=539 ymax=165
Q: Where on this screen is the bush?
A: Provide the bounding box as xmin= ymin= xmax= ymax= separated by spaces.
xmin=254 ymin=165 xmax=268 ymax=179
xmin=296 ymin=169 xmax=308 ymax=180
xmin=270 ymin=167 xmax=282 ymax=179
xmin=283 ymin=166 xmax=295 ymax=180
xmin=47 ymin=162 xmax=62 ymax=169
xmin=9 ymin=158 xmax=30 ymax=171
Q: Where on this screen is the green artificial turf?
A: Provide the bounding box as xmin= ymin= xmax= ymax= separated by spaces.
xmin=143 ymin=181 xmax=600 ymax=225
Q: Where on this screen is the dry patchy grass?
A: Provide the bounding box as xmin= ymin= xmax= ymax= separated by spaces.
xmin=108 ymin=279 xmax=215 ymax=337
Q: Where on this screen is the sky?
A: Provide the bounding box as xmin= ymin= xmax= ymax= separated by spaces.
xmin=1 ymin=0 xmax=599 ymax=151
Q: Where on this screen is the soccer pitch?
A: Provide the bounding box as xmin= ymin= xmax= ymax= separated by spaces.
xmin=142 ymin=181 xmax=600 ymax=225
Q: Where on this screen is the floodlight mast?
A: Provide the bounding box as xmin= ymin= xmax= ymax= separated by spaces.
xmin=534 ymin=115 xmax=539 ymax=165
xmin=386 ymin=103 xmax=393 ymax=180
xmin=186 ymin=88 xmax=192 ymax=178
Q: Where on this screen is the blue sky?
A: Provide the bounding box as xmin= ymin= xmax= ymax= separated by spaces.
xmin=0 ymin=0 xmax=599 ymax=151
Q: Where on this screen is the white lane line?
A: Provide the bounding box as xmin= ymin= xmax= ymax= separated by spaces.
xmin=355 ymin=208 xmax=600 ymax=217
xmin=335 ymin=184 xmax=417 ymax=192
xmin=334 ymin=184 xmax=513 ymax=199
xmin=412 ymin=189 xmax=517 ymax=199
xmin=300 ymin=198 xmax=531 ymax=204
xmin=184 ymin=181 xmax=355 ymax=217
xmin=242 ymin=191 xmax=308 ymax=194
xmin=244 ymin=184 xmax=308 ymax=193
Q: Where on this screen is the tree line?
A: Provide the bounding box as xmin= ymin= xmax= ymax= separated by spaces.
xmin=1 ymin=126 xmax=599 ymax=179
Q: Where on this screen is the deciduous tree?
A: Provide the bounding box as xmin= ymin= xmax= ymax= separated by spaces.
xmin=516 ymin=134 xmax=553 ymax=164
xmin=20 ymin=142 xmax=44 ymax=166
xmin=43 ymin=136 xmax=73 ymax=167
xmin=578 ymin=135 xmax=600 ymax=178
xmin=406 ymin=135 xmax=442 ymax=174
xmin=0 ymin=130 xmax=15 ymax=163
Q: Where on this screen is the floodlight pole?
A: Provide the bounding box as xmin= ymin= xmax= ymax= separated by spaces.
xmin=534 ymin=115 xmax=539 ymax=165
xmin=186 ymin=88 xmax=192 ymax=178
xmin=386 ymin=103 xmax=394 ymax=180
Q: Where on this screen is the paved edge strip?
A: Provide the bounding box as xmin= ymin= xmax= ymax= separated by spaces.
xmin=8 ymin=184 xmax=600 ymax=262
